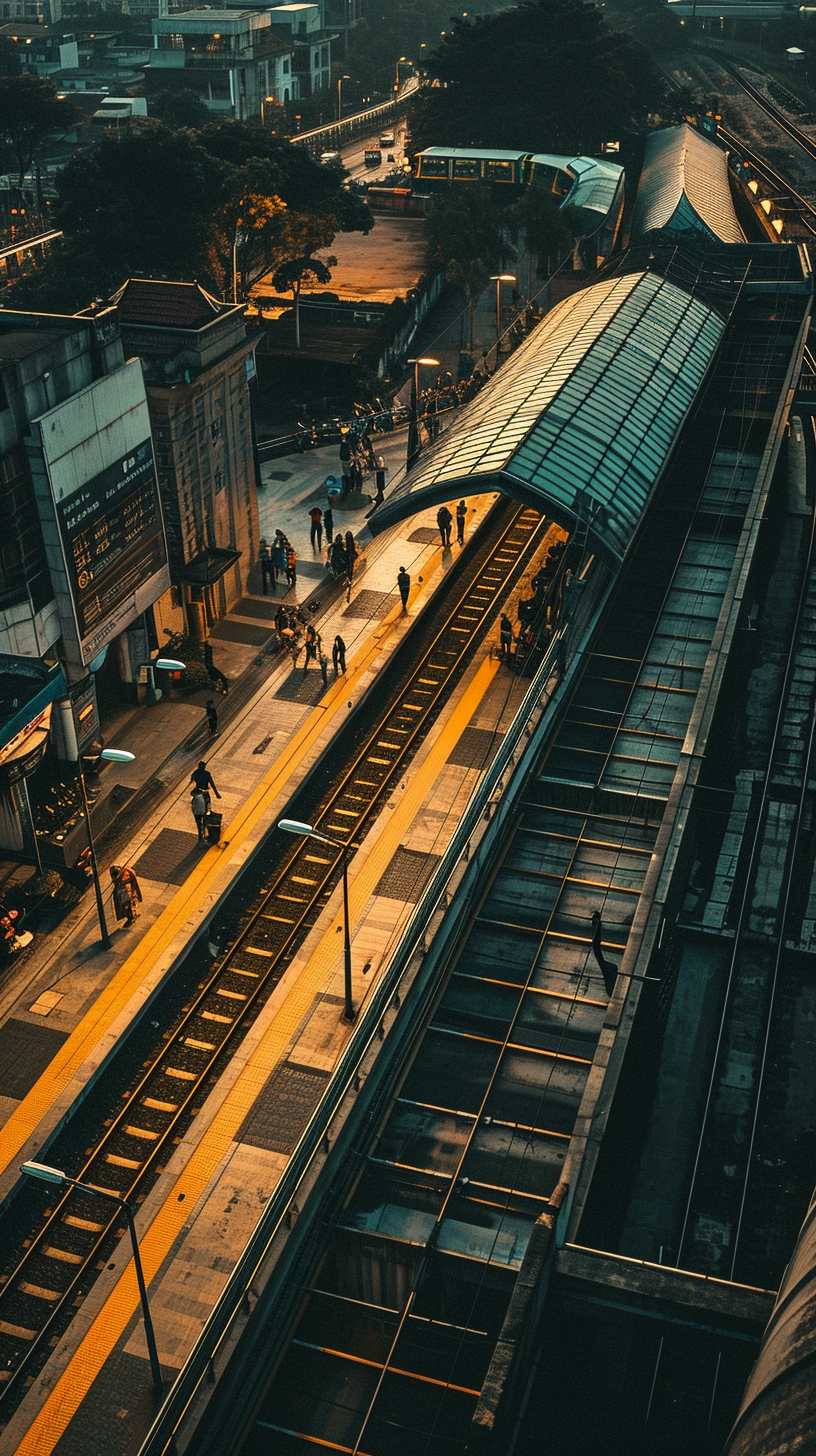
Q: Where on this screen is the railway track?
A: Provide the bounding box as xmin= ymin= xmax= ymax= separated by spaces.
xmin=676 ymin=482 xmax=816 ymax=1286
xmin=0 ymin=500 xmax=546 ymax=1425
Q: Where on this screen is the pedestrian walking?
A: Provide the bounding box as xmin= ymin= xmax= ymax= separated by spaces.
xmin=273 ymin=531 xmax=287 ymax=583
xmin=339 ymin=434 xmax=351 ymax=466
xmin=319 ymin=650 xmax=329 ymax=687
xmin=456 ymin=500 xmax=467 ymax=545
xmin=333 ymin=634 xmax=346 ymax=674
xmin=330 ymin=533 xmax=348 ymax=578
xmin=190 ymin=760 xmax=220 ymax=808
xmin=500 ymin=613 xmax=513 ymax=659
xmin=324 ymin=504 xmax=333 ymax=544
xmin=309 ymin=505 xmax=323 ymax=552
xmin=374 ymin=456 xmax=386 ymax=505
xmin=260 ymin=540 xmax=273 ymax=594
xmin=345 ymin=531 xmax=358 ymax=582
xmin=437 ymin=505 xmax=453 ymax=547
xmin=205 ymin=698 xmax=219 ymax=735
xmin=191 ymin=789 xmax=208 ymax=841
xmin=397 ymin=565 xmax=410 ymax=612
xmin=303 ymin=623 xmax=321 ymax=674
xmin=274 ymin=603 xmax=288 ymax=641
xmin=285 ymin=540 xmax=297 ymax=588
xmin=110 ymin=864 xmax=142 ymax=926
xmin=203 ymin=641 xmax=228 ymax=695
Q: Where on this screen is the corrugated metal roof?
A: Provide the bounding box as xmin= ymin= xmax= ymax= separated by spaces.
xmin=376 ymin=270 xmax=725 ymax=565
xmin=632 ymin=123 xmax=745 ymax=244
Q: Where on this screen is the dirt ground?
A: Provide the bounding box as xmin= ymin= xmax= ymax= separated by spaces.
xmin=315 ymin=214 xmax=428 ymax=304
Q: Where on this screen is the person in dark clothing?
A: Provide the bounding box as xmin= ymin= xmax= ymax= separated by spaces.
xmin=344 ymin=531 xmax=357 ymax=583
xmin=275 ymin=604 xmax=288 ymax=641
xmin=324 ymin=505 xmax=333 ymax=544
xmin=330 ymin=534 xmax=348 ymax=577
xmin=309 ymin=506 xmax=323 ymax=551
xmin=260 ymin=540 xmax=273 ymax=594
xmin=374 ymin=456 xmax=386 ymax=505
xmin=339 ymin=435 xmax=351 ymax=465
xmin=437 ymin=505 xmax=453 ymax=547
xmin=285 ymin=540 xmax=297 ymax=588
xmin=456 ymin=500 xmax=467 ymax=545
xmin=205 ymin=698 xmax=219 ymax=735
xmin=350 ymin=458 xmax=363 ymax=493
xmin=333 ymin=635 xmax=346 ymax=674
xmin=500 ymin=614 xmax=513 ymax=659
xmin=190 ymin=761 xmax=220 ymax=810
xmin=204 ymin=641 xmax=228 ymax=694
xmin=397 ymin=566 xmax=410 ymax=611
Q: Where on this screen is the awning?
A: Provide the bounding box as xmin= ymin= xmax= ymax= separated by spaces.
xmin=176 ymin=547 xmax=242 ymax=586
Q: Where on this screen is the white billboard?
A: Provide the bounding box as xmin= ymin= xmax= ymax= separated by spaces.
xmin=31 ymin=359 xmax=170 ymax=669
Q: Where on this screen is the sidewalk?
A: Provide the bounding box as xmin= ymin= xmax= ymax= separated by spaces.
xmin=0 ymin=437 xmax=502 ymax=1136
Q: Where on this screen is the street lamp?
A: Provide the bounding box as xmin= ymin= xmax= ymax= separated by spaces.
xmin=77 ymin=747 xmax=135 ymax=951
xmin=407 ymin=356 xmax=440 ymax=445
xmin=490 ymin=274 xmax=516 ymax=341
xmin=278 ymin=818 xmax=356 ymax=1021
xmin=260 ymin=93 xmax=276 ymax=128
xmin=20 ymin=1161 xmax=163 ymax=1395
xmin=337 ymin=73 xmax=350 ymax=122
xmin=394 ymin=54 xmax=407 ymax=92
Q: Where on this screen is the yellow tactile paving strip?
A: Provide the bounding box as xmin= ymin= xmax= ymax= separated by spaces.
xmin=0 ymin=566 xmax=439 ymax=1189
xmin=14 ymin=655 xmax=498 ymax=1456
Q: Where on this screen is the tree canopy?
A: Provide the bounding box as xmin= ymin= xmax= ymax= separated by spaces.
xmin=0 ymin=75 xmax=80 ymax=191
xmin=9 ymin=120 xmax=372 ymax=313
xmin=409 ymin=0 xmax=668 ymax=154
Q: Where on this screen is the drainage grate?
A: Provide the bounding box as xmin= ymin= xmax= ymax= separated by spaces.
xmin=342 ymin=590 xmax=392 ymax=619
xmin=131 ymin=828 xmax=204 ymax=885
xmin=375 ymin=847 xmax=441 ymax=903
xmin=447 ymin=726 xmax=504 ymax=770
xmin=238 ymin=1061 xmax=331 ymax=1153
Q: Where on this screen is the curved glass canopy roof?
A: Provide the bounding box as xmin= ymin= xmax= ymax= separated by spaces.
xmin=631 ymin=123 xmax=745 ymax=244
xmin=374 ymin=269 xmax=725 ymax=565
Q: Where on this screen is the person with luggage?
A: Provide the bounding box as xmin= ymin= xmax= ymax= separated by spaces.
xmin=191 ymin=788 xmax=208 ymax=841
xmin=303 ymin=623 xmax=321 ymax=674
xmin=110 ymin=864 xmax=142 ymax=927
xmin=190 ymin=761 xmax=220 ymax=809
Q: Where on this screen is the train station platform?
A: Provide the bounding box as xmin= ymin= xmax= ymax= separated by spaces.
xmin=0 ymin=437 xmax=558 ymax=1455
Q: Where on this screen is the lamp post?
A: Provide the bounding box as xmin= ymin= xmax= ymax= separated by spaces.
xmin=278 ymin=818 xmax=355 ymax=1021
xmin=337 ymin=73 xmax=350 ymax=122
xmin=407 ymin=354 xmax=440 ymax=435
xmin=20 ymin=1161 xmax=163 ymax=1395
xmin=394 ymin=54 xmax=407 ymax=93
xmin=490 ymin=274 xmax=516 ymax=341
xmin=260 ymin=93 xmax=275 ymax=128
xmin=77 ymin=747 xmax=135 ymax=951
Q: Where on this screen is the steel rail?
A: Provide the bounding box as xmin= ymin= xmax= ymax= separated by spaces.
xmin=0 ymin=501 xmax=545 ymax=1423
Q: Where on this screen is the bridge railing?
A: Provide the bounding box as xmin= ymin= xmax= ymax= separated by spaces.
xmin=291 ymin=78 xmax=420 ymax=155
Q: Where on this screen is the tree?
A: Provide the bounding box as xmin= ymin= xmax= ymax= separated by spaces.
xmin=272 ymin=253 xmax=335 ymax=349
xmin=213 ymin=160 xmax=288 ymax=301
xmin=0 ymin=37 xmax=22 ymax=78
xmin=410 ymin=0 xmax=667 ymax=155
xmin=148 ymin=88 xmax=212 ymax=130
xmin=0 ymin=75 xmax=80 ymax=192
xmin=53 ymin=124 xmax=228 ymax=292
xmin=510 ymin=189 xmax=577 ymax=279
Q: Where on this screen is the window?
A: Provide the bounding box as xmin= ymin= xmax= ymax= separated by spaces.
xmin=283 ymin=56 xmax=289 ymax=72
xmin=485 ymin=160 xmax=514 ymax=183
xmin=452 ymin=158 xmax=480 ymax=180
xmin=419 ymin=156 xmax=449 ymax=179
xmin=215 ymin=469 xmax=224 ymax=493
xmin=211 ymin=420 xmax=220 ymax=442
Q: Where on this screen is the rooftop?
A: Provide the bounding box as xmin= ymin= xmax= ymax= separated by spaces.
xmin=372 ymin=268 xmax=726 ymax=564
xmin=631 ymin=123 xmax=745 ymax=245
xmin=110 ymin=279 xmax=232 ymax=330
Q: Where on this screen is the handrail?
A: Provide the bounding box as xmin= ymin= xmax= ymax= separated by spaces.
xmin=137 ymin=619 xmax=566 ymax=1456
